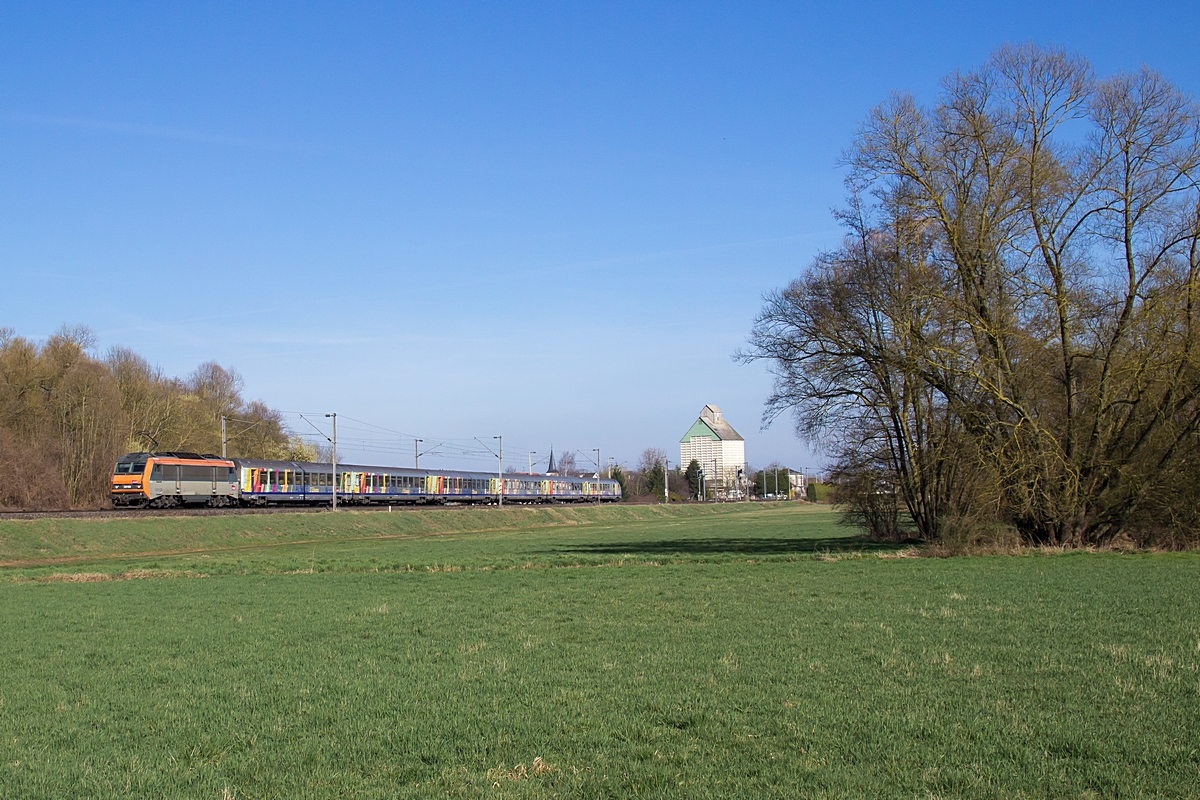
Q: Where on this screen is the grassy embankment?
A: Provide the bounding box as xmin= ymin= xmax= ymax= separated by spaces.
xmin=0 ymin=502 xmax=1197 ymax=798
xmin=0 ymin=501 xmax=855 ymax=577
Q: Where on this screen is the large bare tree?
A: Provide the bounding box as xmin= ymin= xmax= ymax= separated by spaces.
xmin=745 ymin=44 xmax=1200 ymax=546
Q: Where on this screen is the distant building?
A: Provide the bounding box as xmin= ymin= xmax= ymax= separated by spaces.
xmin=679 ymin=405 xmax=746 ymax=499
xmin=789 ymin=470 xmax=806 ymax=499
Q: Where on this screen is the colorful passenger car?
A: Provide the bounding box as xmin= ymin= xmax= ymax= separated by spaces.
xmin=232 ymin=459 xmax=620 ymax=505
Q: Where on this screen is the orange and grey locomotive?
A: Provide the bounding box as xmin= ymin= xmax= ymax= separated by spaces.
xmin=110 ymin=452 xmax=239 ymax=508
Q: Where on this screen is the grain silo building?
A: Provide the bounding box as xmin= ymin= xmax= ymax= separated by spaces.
xmin=679 ymin=405 xmax=745 ymax=498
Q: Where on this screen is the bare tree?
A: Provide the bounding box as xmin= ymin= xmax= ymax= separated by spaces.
xmin=745 ymin=44 xmax=1200 ymax=546
xmin=555 ymin=450 xmax=578 ymax=476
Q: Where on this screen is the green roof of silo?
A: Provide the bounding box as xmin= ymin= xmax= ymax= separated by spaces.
xmin=680 ymin=419 xmax=720 ymax=443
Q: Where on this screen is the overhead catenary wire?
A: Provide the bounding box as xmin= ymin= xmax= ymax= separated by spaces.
xmin=275 ymin=409 xmax=561 ymax=471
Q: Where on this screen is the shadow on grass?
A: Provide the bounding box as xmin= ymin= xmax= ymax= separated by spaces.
xmin=548 ymin=536 xmax=909 ymax=557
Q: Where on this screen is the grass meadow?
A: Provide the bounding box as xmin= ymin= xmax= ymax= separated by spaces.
xmin=0 ymin=503 xmax=1197 ymax=798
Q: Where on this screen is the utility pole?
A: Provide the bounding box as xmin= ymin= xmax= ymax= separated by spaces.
xmin=528 ymin=451 xmax=536 ymax=474
xmin=663 ymin=459 xmax=669 ymax=504
xmin=594 ymin=447 xmax=601 ymax=504
xmin=774 ymin=467 xmax=779 ymax=499
xmin=414 ymin=439 xmax=422 ymax=468
xmin=221 ymin=415 xmax=227 ymax=458
xmin=325 ymin=413 xmax=337 ymax=511
xmin=496 ymin=435 xmax=503 ymax=507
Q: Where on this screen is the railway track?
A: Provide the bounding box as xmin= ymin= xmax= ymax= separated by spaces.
xmin=0 ymin=504 xmax=458 ymax=521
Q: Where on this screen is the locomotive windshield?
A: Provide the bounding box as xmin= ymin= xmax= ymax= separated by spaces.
xmin=114 ymin=457 xmax=147 ymax=474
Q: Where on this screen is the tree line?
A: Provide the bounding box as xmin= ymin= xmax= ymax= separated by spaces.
xmin=586 ymin=447 xmax=802 ymax=503
xmin=0 ymin=326 xmax=310 ymax=509
xmin=743 ymin=44 xmax=1200 ymax=548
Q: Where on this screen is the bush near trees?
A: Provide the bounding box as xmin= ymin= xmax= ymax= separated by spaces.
xmin=0 ymin=326 xmax=307 ymax=510
xmin=743 ymin=44 xmax=1200 ymax=548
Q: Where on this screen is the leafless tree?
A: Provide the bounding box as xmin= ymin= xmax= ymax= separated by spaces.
xmin=745 ymin=44 xmax=1200 ymax=546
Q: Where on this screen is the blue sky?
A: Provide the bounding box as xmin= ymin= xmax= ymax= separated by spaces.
xmin=2 ymin=1 xmax=1197 ymax=473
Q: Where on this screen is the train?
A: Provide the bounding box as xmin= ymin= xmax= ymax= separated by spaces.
xmin=109 ymin=451 xmax=621 ymax=508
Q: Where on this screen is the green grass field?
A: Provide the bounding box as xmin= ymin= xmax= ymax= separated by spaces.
xmin=1 ymin=503 xmax=1197 ymax=798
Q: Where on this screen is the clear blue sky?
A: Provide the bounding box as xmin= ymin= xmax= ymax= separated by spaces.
xmin=2 ymin=2 xmax=1197 ymax=472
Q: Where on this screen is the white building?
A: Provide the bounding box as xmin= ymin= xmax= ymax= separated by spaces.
xmin=679 ymin=405 xmax=746 ymax=499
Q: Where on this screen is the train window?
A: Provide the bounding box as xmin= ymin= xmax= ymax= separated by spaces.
xmin=180 ymin=465 xmax=213 ymax=482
